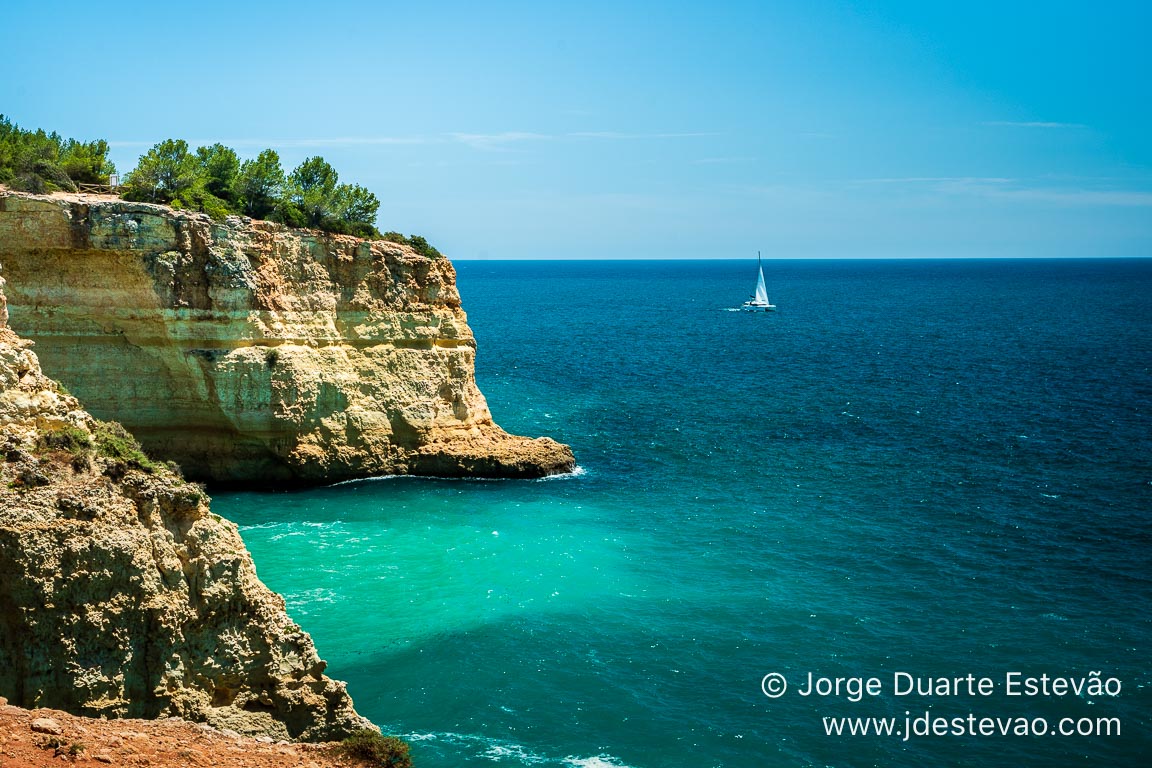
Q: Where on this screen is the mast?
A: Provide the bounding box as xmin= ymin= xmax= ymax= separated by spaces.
xmin=754 ymin=251 xmax=768 ymax=304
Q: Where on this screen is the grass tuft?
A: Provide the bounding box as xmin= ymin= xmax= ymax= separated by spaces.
xmin=340 ymin=730 xmax=412 ymax=768
xmin=92 ymin=420 xmax=158 ymax=474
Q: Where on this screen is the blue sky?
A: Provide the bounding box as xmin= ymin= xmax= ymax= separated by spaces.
xmin=3 ymin=0 xmax=1150 ymax=258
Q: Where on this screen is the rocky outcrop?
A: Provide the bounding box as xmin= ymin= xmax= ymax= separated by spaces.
xmin=0 ymin=701 xmax=373 ymax=767
xmin=0 ymin=272 xmax=372 ymax=740
xmin=0 ymin=190 xmax=573 ymax=484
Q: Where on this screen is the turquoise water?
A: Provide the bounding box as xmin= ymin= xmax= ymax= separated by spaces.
xmin=216 ymin=260 xmax=1151 ymax=767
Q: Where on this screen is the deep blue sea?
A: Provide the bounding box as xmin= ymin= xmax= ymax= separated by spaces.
xmin=215 ymin=259 xmax=1151 ymax=767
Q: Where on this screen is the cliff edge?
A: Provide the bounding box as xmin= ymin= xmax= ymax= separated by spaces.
xmin=0 ymin=190 xmax=574 ymax=484
xmin=0 ymin=271 xmax=372 ymax=740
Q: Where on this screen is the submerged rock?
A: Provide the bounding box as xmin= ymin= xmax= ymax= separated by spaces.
xmin=0 ymin=272 xmax=372 ymax=740
xmin=0 ymin=190 xmax=574 ymax=484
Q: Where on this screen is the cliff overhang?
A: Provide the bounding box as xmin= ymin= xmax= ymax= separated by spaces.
xmin=0 ymin=189 xmax=574 ymax=485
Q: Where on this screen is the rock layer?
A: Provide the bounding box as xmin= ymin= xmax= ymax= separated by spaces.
xmin=0 ymin=273 xmax=372 ymax=740
xmin=0 ymin=191 xmax=574 ymax=484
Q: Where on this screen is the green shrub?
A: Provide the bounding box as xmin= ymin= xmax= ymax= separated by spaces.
xmin=377 ymin=232 xmax=442 ymax=258
xmin=92 ymin=420 xmax=157 ymax=474
xmin=121 ymin=139 xmax=199 ymax=203
xmin=59 ymin=138 xmax=115 ymax=185
xmin=39 ymin=425 xmax=93 ymax=454
xmin=10 ymin=163 xmax=77 ymax=194
xmin=271 ymin=199 xmax=307 ymax=228
xmin=173 ymin=183 xmax=233 ymax=221
xmin=317 ymin=217 xmax=380 ymax=238
xmin=407 ymin=235 xmax=442 ymax=259
xmin=0 ymin=115 xmax=113 ymax=192
xmin=340 ymin=730 xmax=412 ymax=768
xmin=10 ymin=172 xmax=47 ymax=193
xmin=351 ymin=222 xmax=381 ymax=238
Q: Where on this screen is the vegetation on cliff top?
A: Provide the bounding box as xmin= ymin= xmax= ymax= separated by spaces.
xmin=121 ymin=139 xmax=387 ymax=239
xmin=0 ymin=116 xmax=443 ymax=254
xmin=30 ymin=418 xmax=173 ymax=481
xmin=0 ymin=115 xmax=115 ymax=193
xmin=121 ymin=138 xmax=441 ymax=255
xmin=12 ymin=416 xmax=205 ymax=502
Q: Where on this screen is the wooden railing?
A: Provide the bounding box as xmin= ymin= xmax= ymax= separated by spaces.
xmin=76 ymin=182 xmax=121 ymax=194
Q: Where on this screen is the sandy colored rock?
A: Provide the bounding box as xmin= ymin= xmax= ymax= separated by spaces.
xmin=0 ymin=189 xmax=574 ymax=484
xmin=0 ymin=273 xmax=371 ymax=741
xmin=30 ymin=717 xmax=62 ymax=734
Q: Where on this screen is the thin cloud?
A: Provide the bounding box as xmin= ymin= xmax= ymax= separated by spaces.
xmin=566 ymin=131 xmax=719 ymax=139
xmin=982 ymin=121 xmax=1086 ymax=129
xmin=449 ymin=130 xmax=717 ymax=149
xmin=987 ymin=188 xmax=1152 ymax=207
xmin=692 ymin=157 xmax=756 ymax=165
xmin=850 ymin=177 xmax=1014 ymax=186
xmin=447 ymin=132 xmax=549 ymax=150
xmin=246 ymin=136 xmax=429 ymax=147
xmin=849 ymin=176 xmax=1152 ymax=207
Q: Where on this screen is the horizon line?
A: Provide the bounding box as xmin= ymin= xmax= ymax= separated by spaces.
xmin=451 ymin=255 xmax=1151 ymax=261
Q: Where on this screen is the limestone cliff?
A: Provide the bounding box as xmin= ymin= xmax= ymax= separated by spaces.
xmin=0 ymin=272 xmax=372 ymax=740
xmin=0 ymin=190 xmax=574 ymax=484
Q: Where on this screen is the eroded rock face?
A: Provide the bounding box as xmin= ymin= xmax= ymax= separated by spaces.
xmin=0 ymin=273 xmax=372 ymax=740
xmin=0 ymin=191 xmax=574 ymax=484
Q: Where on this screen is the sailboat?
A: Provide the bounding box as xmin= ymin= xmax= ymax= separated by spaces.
xmin=741 ymin=251 xmax=776 ymax=311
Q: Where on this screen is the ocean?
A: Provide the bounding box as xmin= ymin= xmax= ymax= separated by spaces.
xmin=214 ymin=259 xmax=1151 ymax=767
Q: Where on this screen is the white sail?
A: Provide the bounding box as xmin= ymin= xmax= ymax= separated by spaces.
xmin=754 ymin=266 xmax=768 ymax=304
xmin=740 ymin=251 xmax=775 ymax=311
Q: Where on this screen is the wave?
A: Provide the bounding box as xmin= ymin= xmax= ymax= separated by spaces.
xmin=395 ymin=730 xmax=637 ymax=767
xmin=236 ymin=521 xmax=285 ymax=531
xmin=535 ymin=465 xmax=588 ymax=481
xmin=563 ymin=757 xmax=638 ymax=768
xmin=329 ymin=465 xmax=588 ymax=487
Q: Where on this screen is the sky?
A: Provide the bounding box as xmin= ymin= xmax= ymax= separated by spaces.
xmin=3 ymin=0 xmax=1150 ymax=259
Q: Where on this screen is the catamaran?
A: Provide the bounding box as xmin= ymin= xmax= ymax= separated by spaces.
xmin=741 ymin=251 xmax=776 ymax=311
